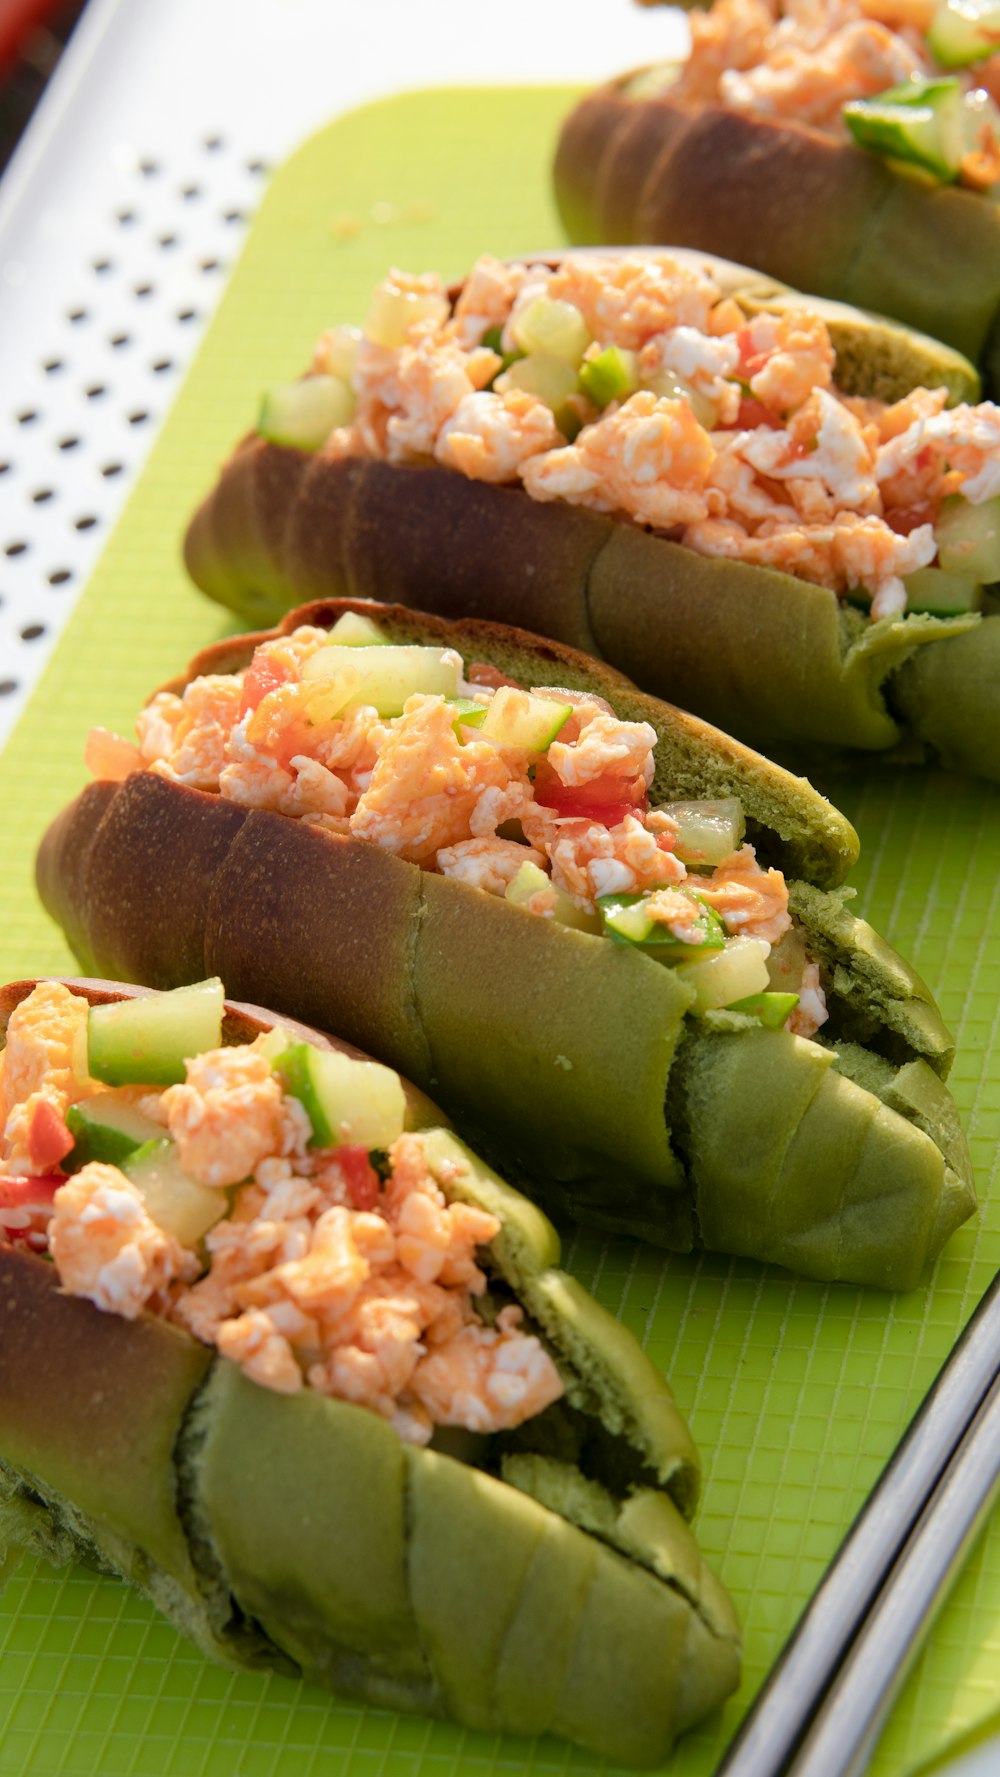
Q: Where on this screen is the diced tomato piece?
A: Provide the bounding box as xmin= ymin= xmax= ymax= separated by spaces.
xmin=26 ymin=1102 xmax=75 ymax=1172
xmin=533 ymin=755 xmax=647 ymax=827
xmin=338 ymin=1146 xmax=381 ymax=1212
xmin=0 ymin=1174 xmax=64 ymax=1209
xmin=239 ymin=653 xmax=293 ymax=719
xmin=735 ymin=328 xmax=771 ymax=380
xmin=885 ymin=502 xmax=937 ymax=537
xmin=737 ymin=397 xmax=783 ymax=431
xmin=84 ymin=726 xmax=143 ymax=782
xmin=467 ymin=661 xmax=522 ymax=691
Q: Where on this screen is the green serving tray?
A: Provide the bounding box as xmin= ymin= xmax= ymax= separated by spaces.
xmin=0 ymin=85 xmax=998 ymax=1777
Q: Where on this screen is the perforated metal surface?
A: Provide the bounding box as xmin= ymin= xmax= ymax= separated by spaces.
xmin=0 ymin=135 xmax=263 ymax=743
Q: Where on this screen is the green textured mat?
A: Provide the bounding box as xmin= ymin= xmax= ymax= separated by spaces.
xmin=0 ymin=85 xmax=999 ymax=1777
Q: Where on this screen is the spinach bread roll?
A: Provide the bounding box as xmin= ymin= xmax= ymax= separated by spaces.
xmin=0 ymin=976 xmax=739 ymax=1766
xmin=553 ymin=0 xmax=1000 ymax=394
xmin=183 ymin=248 xmax=1000 ymax=778
xmin=36 ymin=601 xmax=975 ymax=1289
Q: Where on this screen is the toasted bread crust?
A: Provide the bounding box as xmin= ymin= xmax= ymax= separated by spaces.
xmin=34 ymin=602 xmax=975 ymax=1286
xmin=0 ymin=979 xmax=740 ymax=1761
xmin=184 ymin=427 xmax=998 ymax=781
xmin=553 ymin=81 xmax=1000 ymax=387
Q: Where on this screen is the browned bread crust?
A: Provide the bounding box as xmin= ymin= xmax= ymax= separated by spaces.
xmin=33 ymin=603 xmax=975 ymax=1289
xmin=553 ymin=82 xmax=1000 ymax=390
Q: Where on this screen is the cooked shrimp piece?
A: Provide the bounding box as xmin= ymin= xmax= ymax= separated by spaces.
xmin=0 ymin=982 xmax=93 ymax=1166
xmin=721 ymin=13 xmax=928 ymax=130
xmin=410 ymin=1303 xmax=564 ymax=1434
xmin=877 ymin=402 xmax=1000 ymax=507
xmin=707 ymin=439 xmax=800 ymax=526
xmin=350 ymin=695 xmax=532 ymax=865
xmin=692 ymin=844 xmax=791 ymax=944
xmin=787 ymin=960 xmax=829 ymax=1037
xmin=450 ymin=254 xmax=530 ymax=348
xmin=50 ymin=1164 xmax=198 ymax=1319
xmin=743 ymin=312 xmax=836 ymax=413
xmin=436 ymin=837 xmax=547 ymax=896
xmin=739 ymin=388 xmax=879 ymax=513
xmin=521 ymin=393 xmax=715 ymax=530
xmin=162 ymin=1047 xmax=308 ymax=1188
xmin=137 ymin=676 xmax=245 ymax=790
xmin=547 ymin=713 xmax=658 ymax=790
xmin=522 ymin=808 xmax=686 ymax=906
xmin=680 ymin=0 xmax=777 ymax=99
xmin=833 ymin=513 xmax=936 ymax=618
xmin=645 ymin=887 xmax=721 ymax=946
xmin=639 ymin=327 xmax=742 ymax=424
xmin=436 ymin=389 xmax=561 ymax=482
xmin=216 ymin=1308 xmax=304 ymax=1393
xmin=548 ymin=255 xmax=723 ymax=350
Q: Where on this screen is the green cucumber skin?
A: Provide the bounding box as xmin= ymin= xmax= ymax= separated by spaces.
xmin=65 ymin=1097 xmax=163 ymax=1168
xmin=87 ymin=980 xmax=225 ymax=1086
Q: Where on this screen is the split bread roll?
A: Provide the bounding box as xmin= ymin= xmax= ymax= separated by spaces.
xmin=183 ymin=248 xmax=1000 ymax=780
xmin=0 ymin=977 xmax=739 ymax=1766
xmin=553 ymin=74 xmax=1000 ymax=395
xmin=35 ymin=601 xmax=975 ymax=1289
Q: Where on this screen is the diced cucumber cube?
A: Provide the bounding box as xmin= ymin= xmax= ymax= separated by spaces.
xmin=511 ymin=298 xmax=592 ymax=363
xmin=495 ymin=354 xmax=581 ymax=414
xmin=904 ymin=565 xmax=984 ymax=614
xmin=675 ymin=936 xmax=771 ymax=1013
xmin=258 ymin=375 xmax=355 ymax=451
xmin=935 ymin=492 xmax=1000 ymax=583
xmin=87 ymin=981 xmax=226 ymax=1087
xmin=844 ymin=79 xmax=966 ymax=182
xmin=505 ymin=862 xmax=600 ymax=932
xmin=364 ymin=284 xmax=446 ymax=349
xmin=300 ymin=642 xmax=462 ymax=717
xmin=479 ymin=687 xmax=572 ymax=752
xmin=928 ymin=0 xmax=1000 ymax=67
xmin=661 ymin=798 xmax=745 ymax=866
xmin=642 ymin=368 xmax=718 ymax=430
xmin=325 ymin=611 xmax=388 ymax=647
xmin=766 ymin=927 xmax=807 ymax=993
xmin=65 ymin=1095 xmax=166 ymax=1169
xmin=274 ymin=1044 xmax=406 ymax=1149
xmin=123 ymin=1138 xmax=228 ymax=1245
xmin=316 ymin=325 xmax=361 ymax=384
xmin=254 ymin=1028 xmax=291 ymax=1066
xmin=579 ymin=347 xmax=640 ymax=408
xmin=597 ymin=891 xmax=726 ymax=957
xmin=727 ymin=992 xmax=800 ymax=1029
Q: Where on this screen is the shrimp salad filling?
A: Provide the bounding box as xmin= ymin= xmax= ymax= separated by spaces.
xmin=88 ymin=613 xmax=828 ymax=1037
xmin=0 ymin=980 xmax=567 ymax=1448
xmin=260 ymin=252 xmax=1000 ymax=623
xmin=636 ymin=0 xmax=1000 ymax=191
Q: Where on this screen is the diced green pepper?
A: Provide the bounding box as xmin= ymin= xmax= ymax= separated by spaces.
xmin=596 ymin=891 xmax=726 ymax=959
xmin=726 ymin=992 xmax=800 ymax=1029
xmin=579 ymin=347 xmax=640 ymax=409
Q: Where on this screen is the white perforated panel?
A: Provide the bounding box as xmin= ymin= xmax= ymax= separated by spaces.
xmin=0 ymin=135 xmax=265 ymax=741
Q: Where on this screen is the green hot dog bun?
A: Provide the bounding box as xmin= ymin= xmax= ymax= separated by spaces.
xmin=553 ymin=76 xmax=1000 ymax=396
xmin=35 ymin=602 xmax=975 ymax=1289
xmin=182 ymin=250 xmax=999 ymax=780
xmin=0 ymin=976 xmax=738 ymax=1766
